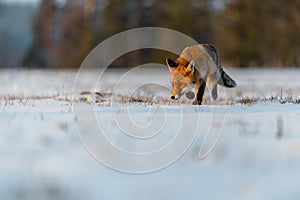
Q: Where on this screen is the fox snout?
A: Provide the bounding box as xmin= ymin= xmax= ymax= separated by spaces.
xmin=170 ymin=94 xmax=180 ymax=100
xmin=170 ymin=91 xmax=180 ymax=100
xmin=170 ymin=85 xmax=191 ymax=100
xmin=169 ymin=74 xmax=192 ymax=101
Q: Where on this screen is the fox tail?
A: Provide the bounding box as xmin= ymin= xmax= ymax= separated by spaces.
xmin=217 ymin=65 xmax=237 ymax=88
xmin=202 ymin=44 xmax=237 ymax=88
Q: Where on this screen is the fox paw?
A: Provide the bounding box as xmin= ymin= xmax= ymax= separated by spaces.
xmin=192 ymin=100 xmax=201 ymax=105
xmin=185 ymin=91 xmax=195 ymax=99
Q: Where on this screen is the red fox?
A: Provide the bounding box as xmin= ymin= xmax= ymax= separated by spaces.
xmin=166 ymin=44 xmax=236 ymax=105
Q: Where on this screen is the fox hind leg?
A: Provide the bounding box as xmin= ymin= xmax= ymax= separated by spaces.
xmin=207 ymin=69 xmax=219 ymax=100
xmin=193 ymin=78 xmax=206 ymax=105
xmin=212 ymin=84 xmax=218 ymax=100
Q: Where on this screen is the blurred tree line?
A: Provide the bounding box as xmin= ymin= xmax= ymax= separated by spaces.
xmin=23 ymin=0 xmax=300 ymax=68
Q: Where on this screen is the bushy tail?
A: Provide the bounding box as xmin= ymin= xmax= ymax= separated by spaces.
xmin=217 ymin=65 xmax=237 ymax=88
xmin=202 ymin=44 xmax=237 ymax=88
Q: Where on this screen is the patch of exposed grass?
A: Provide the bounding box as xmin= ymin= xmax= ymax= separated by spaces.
xmin=1 ymin=90 xmax=300 ymax=107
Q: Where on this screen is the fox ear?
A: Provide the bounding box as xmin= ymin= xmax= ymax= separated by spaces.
xmin=187 ymin=60 xmax=195 ymax=73
xmin=166 ymin=58 xmax=178 ymax=68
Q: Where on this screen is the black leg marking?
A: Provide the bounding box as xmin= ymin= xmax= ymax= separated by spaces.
xmin=194 ymin=78 xmax=206 ymax=105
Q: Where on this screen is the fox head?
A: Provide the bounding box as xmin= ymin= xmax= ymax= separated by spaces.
xmin=166 ymin=57 xmax=196 ymax=100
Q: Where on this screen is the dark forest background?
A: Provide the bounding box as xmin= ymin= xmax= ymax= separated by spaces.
xmin=1 ymin=0 xmax=300 ymax=68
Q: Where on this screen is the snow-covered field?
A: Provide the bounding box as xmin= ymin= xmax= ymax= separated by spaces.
xmin=1 ymin=67 xmax=300 ymax=200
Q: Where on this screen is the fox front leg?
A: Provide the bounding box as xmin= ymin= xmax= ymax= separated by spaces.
xmin=193 ymin=78 xmax=206 ymax=105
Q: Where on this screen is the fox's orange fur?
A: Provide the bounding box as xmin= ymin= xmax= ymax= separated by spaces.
xmin=166 ymin=44 xmax=236 ymax=105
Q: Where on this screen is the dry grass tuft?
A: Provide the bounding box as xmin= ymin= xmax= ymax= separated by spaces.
xmin=1 ymin=89 xmax=300 ymax=107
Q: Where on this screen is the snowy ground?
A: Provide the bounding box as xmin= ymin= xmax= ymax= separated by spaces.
xmin=1 ymin=67 xmax=300 ymax=200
